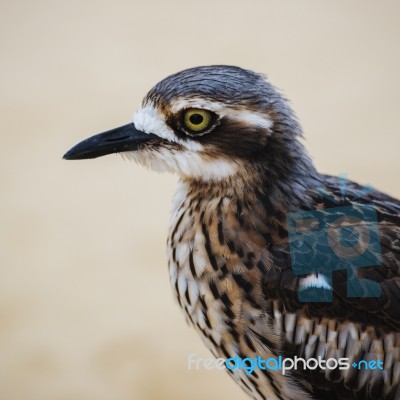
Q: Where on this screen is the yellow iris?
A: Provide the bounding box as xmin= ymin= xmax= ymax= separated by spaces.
xmin=183 ymin=108 xmax=213 ymax=133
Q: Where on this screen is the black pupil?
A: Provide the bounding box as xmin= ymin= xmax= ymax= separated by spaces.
xmin=189 ymin=113 xmax=204 ymax=125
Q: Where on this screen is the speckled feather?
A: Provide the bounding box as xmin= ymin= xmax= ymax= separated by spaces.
xmin=167 ymin=175 xmax=400 ymax=400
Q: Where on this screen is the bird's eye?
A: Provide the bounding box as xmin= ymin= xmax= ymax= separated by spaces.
xmin=182 ymin=108 xmax=215 ymax=134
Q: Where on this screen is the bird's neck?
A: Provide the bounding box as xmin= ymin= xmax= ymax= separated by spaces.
xmin=183 ymin=144 xmax=321 ymax=218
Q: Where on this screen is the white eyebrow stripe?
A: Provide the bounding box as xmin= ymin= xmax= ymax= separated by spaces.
xmin=133 ymin=104 xmax=203 ymax=152
xmin=221 ymin=109 xmax=273 ymax=130
xmin=170 ymin=98 xmax=273 ymax=130
xmin=170 ymin=98 xmax=224 ymax=113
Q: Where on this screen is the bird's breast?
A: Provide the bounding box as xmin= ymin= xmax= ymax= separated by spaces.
xmin=167 ymin=180 xmax=232 ymax=352
xmin=166 ymin=179 xmax=285 ymax=348
xmin=165 ymin=180 xmax=298 ymax=400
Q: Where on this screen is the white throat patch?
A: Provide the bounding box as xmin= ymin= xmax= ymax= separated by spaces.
xmin=124 ymin=147 xmax=237 ymax=181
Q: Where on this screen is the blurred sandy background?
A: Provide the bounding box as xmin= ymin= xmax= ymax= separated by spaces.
xmin=0 ymin=1 xmax=399 ymax=399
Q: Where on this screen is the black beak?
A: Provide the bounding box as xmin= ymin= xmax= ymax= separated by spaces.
xmin=63 ymin=123 xmax=157 ymax=160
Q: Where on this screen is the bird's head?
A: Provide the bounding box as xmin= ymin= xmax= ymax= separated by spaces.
xmin=64 ymin=65 xmax=308 ymax=184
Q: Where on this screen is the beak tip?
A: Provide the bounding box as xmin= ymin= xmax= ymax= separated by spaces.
xmin=63 ymin=146 xmax=94 ymax=160
xmin=63 ymin=148 xmax=78 ymax=160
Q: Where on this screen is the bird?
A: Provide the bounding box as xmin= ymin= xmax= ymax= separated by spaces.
xmin=64 ymin=65 xmax=400 ymax=400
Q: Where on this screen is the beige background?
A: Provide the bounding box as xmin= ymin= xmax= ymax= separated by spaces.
xmin=1 ymin=1 xmax=399 ymax=399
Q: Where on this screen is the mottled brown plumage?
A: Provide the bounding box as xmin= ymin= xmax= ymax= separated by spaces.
xmin=167 ymin=174 xmax=400 ymax=400
xmin=64 ymin=66 xmax=400 ymax=400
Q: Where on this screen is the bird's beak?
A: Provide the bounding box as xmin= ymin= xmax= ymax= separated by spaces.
xmin=63 ymin=123 xmax=157 ymax=160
